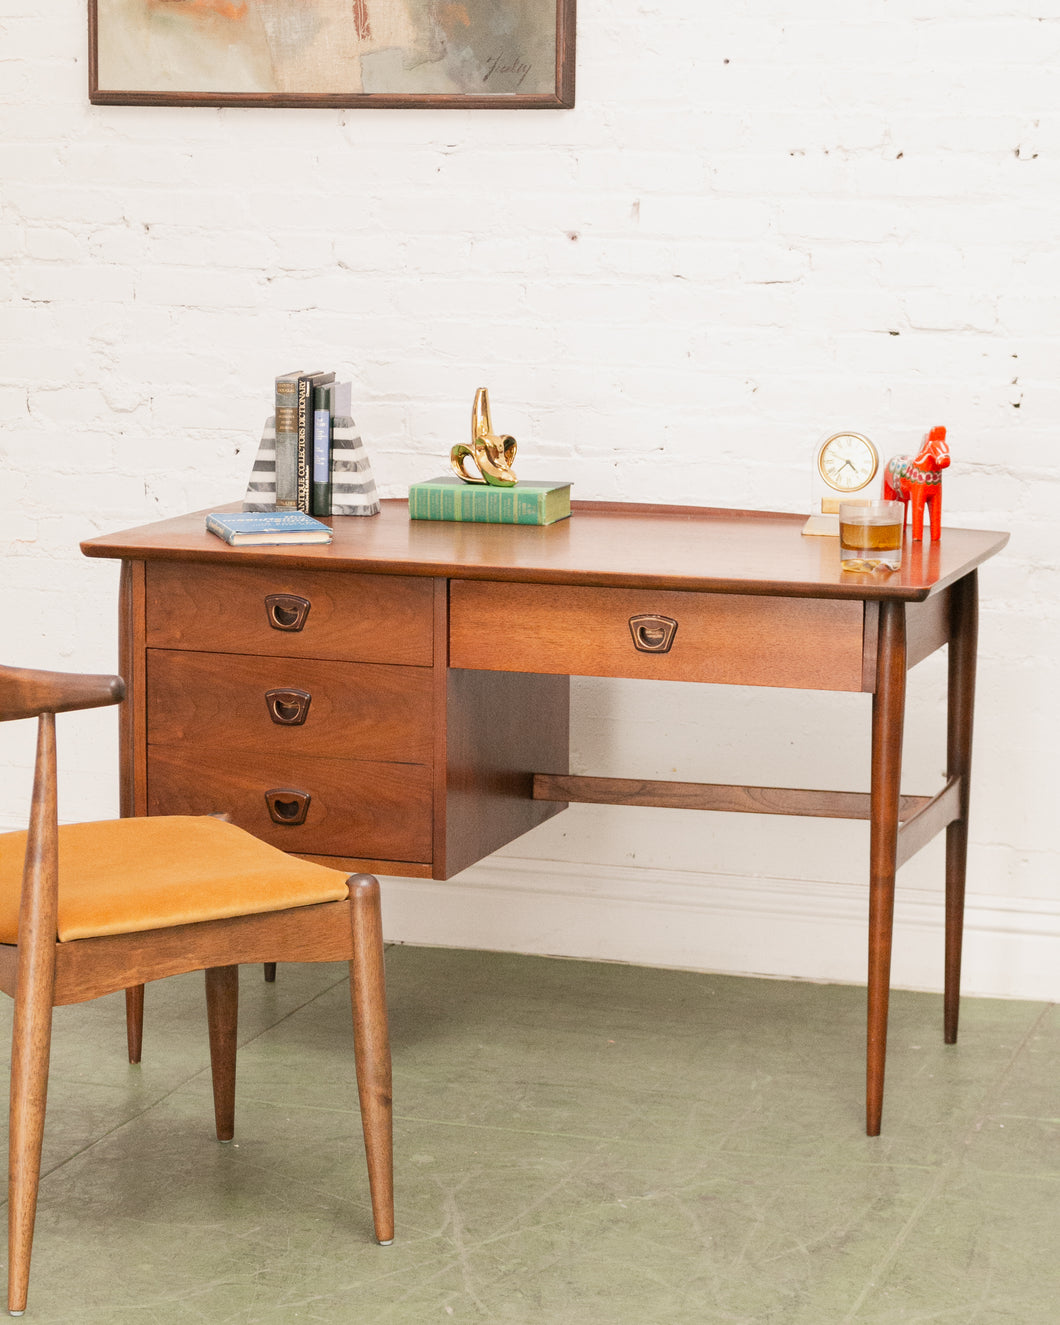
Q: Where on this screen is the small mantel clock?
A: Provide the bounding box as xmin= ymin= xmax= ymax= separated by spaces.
xmin=802 ymin=431 xmax=880 ymax=536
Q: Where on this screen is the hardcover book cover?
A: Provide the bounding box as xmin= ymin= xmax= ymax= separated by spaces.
xmin=311 ymin=381 xmax=333 ymax=518
xmin=206 ymin=511 xmax=332 ymax=546
xmin=273 ymin=370 xmax=301 ymax=510
xmin=408 ymin=477 xmax=571 ymax=525
xmin=296 ymin=371 xmax=332 ymax=512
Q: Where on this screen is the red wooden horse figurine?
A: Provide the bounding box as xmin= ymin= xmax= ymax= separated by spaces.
xmin=883 ymin=426 xmax=950 ymax=541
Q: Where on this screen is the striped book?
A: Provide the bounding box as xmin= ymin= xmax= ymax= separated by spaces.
xmin=408 ymin=476 xmax=571 ymax=525
xmin=243 ymin=415 xmax=380 ymax=517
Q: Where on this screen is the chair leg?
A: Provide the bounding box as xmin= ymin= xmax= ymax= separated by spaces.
xmin=9 ymin=712 xmax=60 ymax=1316
xmin=944 ymin=570 xmax=978 ymax=1044
xmin=347 ymin=874 xmax=394 ymax=1246
xmin=127 ymin=966 xmax=271 ymax=1068
xmin=7 ymin=983 xmax=55 ymax=1316
xmin=125 ymin=984 xmax=145 ymax=1063
xmin=204 ymin=965 xmax=239 ymax=1142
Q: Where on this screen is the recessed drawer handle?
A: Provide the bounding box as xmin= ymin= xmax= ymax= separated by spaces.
xmin=264 ymin=788 xmax=311 ymax=826
xmin=265 ymin=593 xmax=311 ymax=632
xmin=265 ymin=688 xmax=312 ymax=726
xmin=629 ymin=614 xmax=678 ymax=654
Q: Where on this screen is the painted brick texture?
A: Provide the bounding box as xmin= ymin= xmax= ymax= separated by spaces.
xmin=1 ymin=2 xmax=1056 ymax=995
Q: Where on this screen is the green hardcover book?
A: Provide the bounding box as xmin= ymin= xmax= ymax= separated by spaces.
xmin=408 ymin=477 xmax=571 ymax=525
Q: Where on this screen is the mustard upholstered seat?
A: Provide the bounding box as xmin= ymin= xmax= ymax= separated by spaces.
xmin=0 ymin=815 xmax=350 ymax=943
xmin=0 ymin=662 xmax=393 ymax=1317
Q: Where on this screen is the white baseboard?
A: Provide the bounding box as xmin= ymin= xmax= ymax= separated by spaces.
xmin=378 ymin=856 xmax=1060 ymax=1002
xmin=4 ymin=807 xmax=1052 ymax=1001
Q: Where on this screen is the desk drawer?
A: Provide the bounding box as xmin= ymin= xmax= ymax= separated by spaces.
xmin=147 ymin=745 xmax=433 ymax=863
xmin=450 ymin=581 xmax=866 ymax=692
xmin=147 ymin=649 xmax=433 ymax=764
xmin=146 ymin=563 xmax=433 ymax=665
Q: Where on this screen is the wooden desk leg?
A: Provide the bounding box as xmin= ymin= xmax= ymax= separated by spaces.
xmin=867 ymin=599 xmax=907 ymax=1137
xmin=944 ymin=570 xmax=978 ymax=1044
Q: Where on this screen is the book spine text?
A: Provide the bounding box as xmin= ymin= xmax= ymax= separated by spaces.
xmin=274 ymin=375 xmax=299 ymax=510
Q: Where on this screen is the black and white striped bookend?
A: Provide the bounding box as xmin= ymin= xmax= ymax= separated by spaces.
xmin=242 ymin=415 xmax=381 ymax=516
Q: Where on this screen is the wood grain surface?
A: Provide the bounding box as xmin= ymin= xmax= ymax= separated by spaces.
xmin=145 ymin=560 xmax=434 ymax=664
xmin=450 ymin=580 xmax=867 ymax=691
xmin=83 ymin=500 xmax=1010 ymax=602
xmin=147 ymin=649 xmax=433 ymax=764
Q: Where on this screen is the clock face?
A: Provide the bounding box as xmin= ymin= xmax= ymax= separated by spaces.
xmin=817 ymin=432 xmax=879 ymax=492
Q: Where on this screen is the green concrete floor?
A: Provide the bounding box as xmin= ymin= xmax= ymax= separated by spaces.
xmin=0 ymin=946 xmax=1055 ymax=1323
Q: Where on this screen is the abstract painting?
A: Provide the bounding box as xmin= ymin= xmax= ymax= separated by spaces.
xmin=89 ymin=0 xmax=575 ymax=108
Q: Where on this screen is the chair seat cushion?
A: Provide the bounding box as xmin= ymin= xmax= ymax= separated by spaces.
xmin=0 ymin=816 xmax=351 ymax=943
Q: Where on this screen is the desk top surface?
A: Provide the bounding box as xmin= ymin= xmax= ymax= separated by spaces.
xmin=81 ymin=500 xmax=1010 ymax=602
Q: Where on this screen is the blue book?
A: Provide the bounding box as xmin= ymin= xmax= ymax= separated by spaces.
xmin=311 ymin=381 xmax=333 ymax=517
xmin=205 ymin=511 xmax=332 ymax=546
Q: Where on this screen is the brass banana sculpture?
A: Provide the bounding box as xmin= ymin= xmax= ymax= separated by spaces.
xmin=450 ymin=388 xmax=518 ymax=486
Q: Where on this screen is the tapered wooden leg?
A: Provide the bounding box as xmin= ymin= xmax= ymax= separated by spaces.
xmin=125 ymin=984 xmax=145 ymax=1063
xmin=8 ymin=995 xmax=54 ymax=1318
xmin=8 ymin=715 xmax=60 ymax=1316
xmin=347 ymin=874 xmax=394 ymax=1245
xmin=205 ymin=965 xmax=239 ymax=1142
xmin=263 ymin=963 xmax=277 ymax=983
xmin=945 ymin=571 xmax=978 ymax=1044
xmin=867 ymin=601 xmax=907 ymax=1137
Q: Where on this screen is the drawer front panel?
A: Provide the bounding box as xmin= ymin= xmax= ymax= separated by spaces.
xmin=147 ymin=746 xmax=433 ymax=863
xmin=146 ymin=563 xmax=433 ymax=665
xmin=147 ymin=649 xmax=434 ymax=764
xmin=450 ymin=581 xmax=865 ymax=692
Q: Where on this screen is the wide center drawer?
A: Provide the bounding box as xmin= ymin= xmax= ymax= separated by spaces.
xmin=146 ymin=649 xmax=433 ymax=763
xmin=450 ymin=581 xmax=867 ymax=691
xmin=145 ymin=562 xmax=434 ymax=665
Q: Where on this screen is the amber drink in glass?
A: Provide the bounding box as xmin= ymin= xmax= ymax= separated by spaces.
xmin=838 ymin=501 xmax=904 ymax=572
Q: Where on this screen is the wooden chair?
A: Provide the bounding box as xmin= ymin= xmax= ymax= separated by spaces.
xmin=0 ymin=663 xmax=393 ymax=1317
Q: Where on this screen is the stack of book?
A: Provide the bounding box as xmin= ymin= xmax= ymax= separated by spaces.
xmin=242 ymin=370 xmax=380 ymax=517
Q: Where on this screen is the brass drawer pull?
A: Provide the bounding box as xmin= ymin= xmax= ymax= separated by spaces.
xmin=264 ymin=788 xmax=311 ymax=826
xmin=265 ymin=594 xmax=311 ymax=632
xmin=265 ymin=687 xmax=312 ymax=726
xmin=629 ymin=614 xmax=678 ymax=654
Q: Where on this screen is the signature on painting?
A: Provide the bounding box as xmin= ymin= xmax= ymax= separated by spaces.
xmin=483 ymin=54 xmax=532 ymax=87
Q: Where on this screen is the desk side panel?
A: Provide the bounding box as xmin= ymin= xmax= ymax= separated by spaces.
xmin=860 ymin=588 xmax=954 ymax=692
xmin=118 ymin=560 xmax=148 ymax=817
xmin=906 ymin=586 xmax=952 ymax=670
xmin=440 ymin=666 xmax=570 ymax=880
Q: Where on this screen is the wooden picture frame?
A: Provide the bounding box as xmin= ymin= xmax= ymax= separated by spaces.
xmin=88 ymin=0 xmax=575 ymax=109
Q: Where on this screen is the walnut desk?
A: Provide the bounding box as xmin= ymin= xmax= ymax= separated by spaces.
xmin=82 ymin=501 xmax=1009 ymax=1134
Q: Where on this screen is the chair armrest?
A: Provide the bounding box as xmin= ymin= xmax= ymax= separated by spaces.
xmin=0 ymin=664 xmax=125 ymax=722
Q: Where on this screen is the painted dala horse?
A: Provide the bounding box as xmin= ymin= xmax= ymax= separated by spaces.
xmin=883 ymin=426 xmax=950 ymax=541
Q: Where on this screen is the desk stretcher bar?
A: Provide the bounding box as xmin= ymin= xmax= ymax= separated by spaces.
xmin=533 ymin=774 xmax=963 ymax=870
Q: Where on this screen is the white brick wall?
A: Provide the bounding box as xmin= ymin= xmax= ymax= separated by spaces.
xmin=2 ymin=1 xmax=1057 ymax=998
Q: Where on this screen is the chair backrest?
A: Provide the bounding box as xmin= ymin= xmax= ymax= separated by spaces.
xmin=2 ymin=664 xmax=126 ymax=953
xmin=0 ymin=664 xmax=125 ymax=723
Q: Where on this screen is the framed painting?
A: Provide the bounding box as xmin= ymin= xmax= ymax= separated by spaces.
xmin=88 ymin=0 xmax=575 ymax=109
